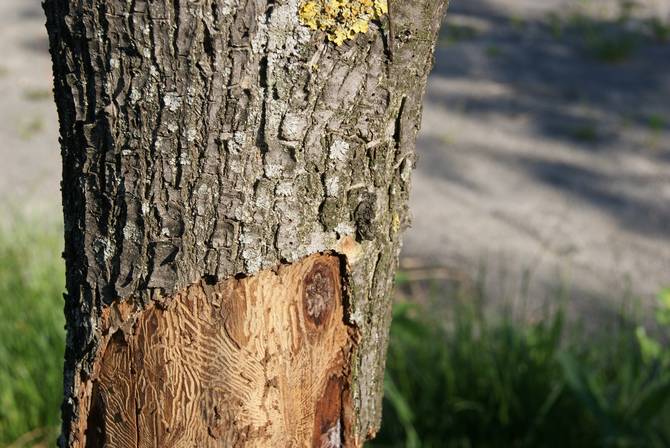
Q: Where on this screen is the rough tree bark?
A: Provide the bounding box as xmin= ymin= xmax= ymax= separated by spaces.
xmin=43 ymin=0 xmax=446 ymax=445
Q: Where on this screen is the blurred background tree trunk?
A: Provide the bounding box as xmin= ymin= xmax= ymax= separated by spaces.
xmin=43 ymin=0 xmax=445 ymax=445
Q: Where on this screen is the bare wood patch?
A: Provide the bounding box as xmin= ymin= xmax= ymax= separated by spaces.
xmin=82 ymin=254 xmax=356 ymax=447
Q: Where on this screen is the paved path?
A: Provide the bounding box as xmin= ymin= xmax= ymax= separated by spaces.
xmin=404 ymin=0 xmax=670 ymax=313
xmin=0 ymin=0 xmax=60 ymax=214
xmin=1 ymin=0 xmax=669 ymax=314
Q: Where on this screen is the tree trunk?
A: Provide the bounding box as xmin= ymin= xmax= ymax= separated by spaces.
xmin=43 ymin=0 xmax=446 ymax=445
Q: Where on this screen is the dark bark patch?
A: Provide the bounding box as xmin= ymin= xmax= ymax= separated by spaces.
xmin=303 ymin=260 xmax=336 ymax=326
xmin=354 ymin=193 xmax=377 ymax=241
xmin=85 ymin=382 xmax=107 ymax=448
xmin=312 ymin=375 xmax=344 ymax=447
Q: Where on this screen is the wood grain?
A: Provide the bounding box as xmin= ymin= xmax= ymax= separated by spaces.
xmin=84 ymin=254 xmax=356 ymax=447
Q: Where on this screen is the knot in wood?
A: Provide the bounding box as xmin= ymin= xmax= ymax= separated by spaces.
xmin=303 ymin=262 xmax=335 ymax=325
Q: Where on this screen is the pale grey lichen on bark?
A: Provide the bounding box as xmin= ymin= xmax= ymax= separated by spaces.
xmin=44 ymin=0 xmax=446 ymax=443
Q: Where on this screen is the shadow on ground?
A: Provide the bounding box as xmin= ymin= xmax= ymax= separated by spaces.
xmin=405 ymin=0 xmax=670 ymax=311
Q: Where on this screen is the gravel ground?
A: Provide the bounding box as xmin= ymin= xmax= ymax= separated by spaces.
xmin=1 ymin=0 xmax=668 ymax=314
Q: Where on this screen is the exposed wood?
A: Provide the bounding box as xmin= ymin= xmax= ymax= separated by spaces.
xmin=83 ymin=254 xmax=355 ymax=447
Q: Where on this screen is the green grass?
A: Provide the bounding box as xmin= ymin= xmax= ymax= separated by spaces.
xmin=22 ymin=88 xmax=53 ymax=103
xmin=509 ymin=15 xmax=527 ymax=32
xmin=568 ymin=11 xmax=641 ymax=64
xmin=17 ymin=116 xmax=45 ymax=141
xmin=2 ymin=218 xmax=670 ymax=447
xmin=571 ymin=123 xmax=600 ymax=143
xmin=648 ymin=114 xmax=666 ymax=133
xmin=373 ymin=282 xmax=670 ymax=447
xmin=584 ymin=30 xmax=639 ymax=63
xmin=439 ymin=23 xmax=479 ymax=47
xmin=648 ymin=18 xmax=670 ymax=42
xmin=557 ymin=0 xmax=670 ymax=64
xmin=546 ymin=12 xmax=564 ymax=39
xmin=0 ymin=214 xmax=64 ymax=447
xmin=485 ymin=45 xmax=502 ymax=58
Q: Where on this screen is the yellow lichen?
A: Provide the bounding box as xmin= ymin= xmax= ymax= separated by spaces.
xmin=298 ymin=0 xmax=388 ymax=45
xmin=391 ymin=212 xmax=400 ymax=234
